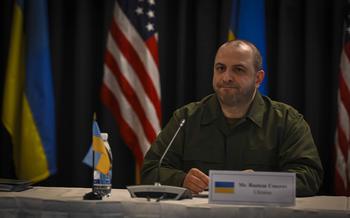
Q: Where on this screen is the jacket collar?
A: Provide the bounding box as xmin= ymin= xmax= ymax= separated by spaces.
xmin=200 ymin=92 xmax=265 ymax=128
xmin=200 ymin=94 xmax=220 ymax=125
xmin=245 ymin=91 xmax=265 ymax=128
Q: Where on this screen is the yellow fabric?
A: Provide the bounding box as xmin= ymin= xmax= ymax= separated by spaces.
xmin=215 ymin=187 xmax=235 ymax=193
xmin=2 ymin=4 xmax=24 ymax=129
xmin=92 ymin=136 xmax=111 ymax=174
xmin=15 ymin=98 xmax=50 ymax=182
xmin=2 ymin=3 xmax=49 ymax=182
xmin=228 ymin=30 xmax=236 ymax=41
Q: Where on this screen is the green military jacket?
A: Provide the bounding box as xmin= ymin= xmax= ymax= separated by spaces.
xmin=141 ymin=92 xmax=324 ymax=197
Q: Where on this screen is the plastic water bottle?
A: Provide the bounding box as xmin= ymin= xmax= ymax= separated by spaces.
xmin=93 ymin=133 xmax=112 ymax=197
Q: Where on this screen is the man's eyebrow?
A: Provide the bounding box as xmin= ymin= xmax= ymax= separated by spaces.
xmin=214 ymin=63 xmax=225 ymax=66
xmin=231 ymin=64 xmax=247 ymax=69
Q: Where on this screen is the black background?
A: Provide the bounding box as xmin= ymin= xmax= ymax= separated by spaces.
xmin=0 ymin=0 xmax=345 ymax=195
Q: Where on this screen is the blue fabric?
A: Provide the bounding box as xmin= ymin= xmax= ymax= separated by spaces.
xmin=24 ymin=0 xmax=56 ymax=175
xmin=229 ymin=0 xmax=268 ymax=95
xmin=117 ymin=0 xmax=157 ymax=40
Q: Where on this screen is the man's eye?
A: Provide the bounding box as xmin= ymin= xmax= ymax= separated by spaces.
xmin=216 ymin=66 xmax=225 ymax=72
xmin=234 ymin=67 xmax=245 ymax=74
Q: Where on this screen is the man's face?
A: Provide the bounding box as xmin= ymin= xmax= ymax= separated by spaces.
xmin=212 ymin=44 xmax=263 ymax=107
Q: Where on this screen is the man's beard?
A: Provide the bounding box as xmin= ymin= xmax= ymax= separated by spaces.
xmin=214 ymin=81 xmax=256 ymax=107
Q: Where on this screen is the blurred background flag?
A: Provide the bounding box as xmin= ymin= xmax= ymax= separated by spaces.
xmin=100 ymin=0 xmax=161 ymax=170
xmin=228 ymin=0 xmax=268 ymax=95
xmin=83 ymin=120 xmax=111 ymax=174
xmin=334 ymin=3 xmax=350 ymax=196
xmin=1 ymin=0 xmax=56 ymax=182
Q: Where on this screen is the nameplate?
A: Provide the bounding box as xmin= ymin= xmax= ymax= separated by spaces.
xmin=209 ymin=170 xmax=295 ymax=206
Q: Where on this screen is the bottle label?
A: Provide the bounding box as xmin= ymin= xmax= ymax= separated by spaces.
xmin=94 ymin=170 xmax=112 ymax=184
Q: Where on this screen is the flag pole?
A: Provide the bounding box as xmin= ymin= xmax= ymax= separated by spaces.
xmin=92 ymin=113 xmax=96 ymax=187
xmin=83 ymin=113 xmax=101 ymax=199
xmin=135 ymin=161 xmax=141 ymax=185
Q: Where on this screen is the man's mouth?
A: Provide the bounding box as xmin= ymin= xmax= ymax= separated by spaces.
xmin=220 ymin=86 xmax=238 ymax=89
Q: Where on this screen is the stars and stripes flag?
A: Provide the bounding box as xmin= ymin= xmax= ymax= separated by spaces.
xmin=334 ymin=4 xmax=350 ymax=196
xmin=101 ymin=0 xmax=161 ymax=167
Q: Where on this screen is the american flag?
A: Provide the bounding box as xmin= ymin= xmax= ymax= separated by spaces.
xmin=334 ymin=4 xmax=350 ymax=196
xmin=101 ymin=0 xmax=161 ymax=167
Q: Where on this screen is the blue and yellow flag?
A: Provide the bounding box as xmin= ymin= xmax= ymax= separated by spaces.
xmin=214 ymin=181 xmax=235 ymax=194
xmin=83 ymin=121 xmax=111 ymax=175
xmin=2 ymin=0 xmax=56 ymax=182
xmin=229 ymin=0 xmax=268 ymax=95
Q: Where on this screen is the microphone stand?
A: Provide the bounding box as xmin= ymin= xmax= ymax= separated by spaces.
xmin=127 ymin=119 xmax=192 ymax=200
xmin=155 ymin=119 xmax=185 ymax=186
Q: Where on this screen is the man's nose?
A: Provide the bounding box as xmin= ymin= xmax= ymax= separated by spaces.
xmin=222 ymin=70 xmax=233 ymax=82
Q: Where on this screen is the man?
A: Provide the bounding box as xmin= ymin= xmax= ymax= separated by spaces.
xmin=141 ymin=40 xmax=323 ymax=197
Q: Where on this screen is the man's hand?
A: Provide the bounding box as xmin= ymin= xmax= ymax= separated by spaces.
xmin=183 ymin=168 xmax=209 ymax=194
xmin=242 ymin=169 xmax=254 ymax=173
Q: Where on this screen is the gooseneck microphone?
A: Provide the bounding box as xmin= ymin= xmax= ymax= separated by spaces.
xmin=127 ymin=118 xmax=192 ymax=200
xmin=155 ymin=118 xmax=186 ymax=186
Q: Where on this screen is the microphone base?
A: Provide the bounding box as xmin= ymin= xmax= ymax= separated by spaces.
xmin=127 ymin=185 xmax=192 ymax=200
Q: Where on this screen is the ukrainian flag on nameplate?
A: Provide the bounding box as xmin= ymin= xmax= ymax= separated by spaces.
xmin=83 ymin=121 xmax=111 ymax=175
xmin=215 ymin=181 xmax=235 ymax=194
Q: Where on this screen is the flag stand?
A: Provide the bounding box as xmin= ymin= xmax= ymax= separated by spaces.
xmin=83 ymin=150 xmax=102 ymax=200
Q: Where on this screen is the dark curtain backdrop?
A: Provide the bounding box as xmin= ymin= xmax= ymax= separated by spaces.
xmin=0 ymin=0 xmax=345 ymax=194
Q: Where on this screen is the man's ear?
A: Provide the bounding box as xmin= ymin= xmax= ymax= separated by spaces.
xmin=255 ymin=70 xmax=265 ymax=88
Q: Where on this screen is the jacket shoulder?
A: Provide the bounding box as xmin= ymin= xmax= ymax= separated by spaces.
xmin=173 ymin=94 xmax=214 ymax=119
xmin=263 ymin=96 xmax=303 ymax=120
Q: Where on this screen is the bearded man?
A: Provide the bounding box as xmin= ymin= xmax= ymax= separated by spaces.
xmin=141 ymin=40 xmax=323 ymax=197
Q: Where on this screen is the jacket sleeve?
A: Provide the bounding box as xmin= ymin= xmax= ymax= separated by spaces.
xmin=278 ymin=110 xmax=324 ymax=197
xmin=141 ymin=111 xmax=187 ymax=187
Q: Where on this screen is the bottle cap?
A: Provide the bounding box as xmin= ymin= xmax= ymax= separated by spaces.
xmin=101 ymin=133 xmax=108 ymax=141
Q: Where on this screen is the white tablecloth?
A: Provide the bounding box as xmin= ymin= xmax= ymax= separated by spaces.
xmin=0 ymin=187 xmax=348 ymax=218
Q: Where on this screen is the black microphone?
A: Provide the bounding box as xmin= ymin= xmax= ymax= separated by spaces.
xmin=155 ymin=118 xmax=186 ymax=186
xmin=127 ymin=118 xmax=192 ymax=200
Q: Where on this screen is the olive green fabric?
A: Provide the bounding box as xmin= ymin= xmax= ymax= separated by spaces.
xmin=141 ymin=92 xmax=324 ymax=197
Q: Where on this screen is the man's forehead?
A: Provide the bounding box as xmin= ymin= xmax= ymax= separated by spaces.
xmin=220 ymin=42 xmax=252 ymax=53
xmin=216 ymin=46 xmax=252 ymax=61
xmin=214 ymin=46 xmax=254 ymax=68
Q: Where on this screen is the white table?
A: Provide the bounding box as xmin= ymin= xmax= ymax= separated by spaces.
xmin=0 ymin=187 xmax=348 ymax=218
